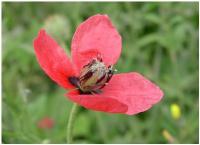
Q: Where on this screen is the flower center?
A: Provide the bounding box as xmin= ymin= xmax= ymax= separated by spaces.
xmin=69 ymin=57 xmax=115 ymax=94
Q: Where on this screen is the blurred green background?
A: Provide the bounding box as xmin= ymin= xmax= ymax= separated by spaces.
xmin=2 ymin=2 xmax=199 ymax=144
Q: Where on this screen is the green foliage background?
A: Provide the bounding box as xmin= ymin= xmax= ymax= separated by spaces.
xmin=2 ymin=2 xmax=199 ymax=143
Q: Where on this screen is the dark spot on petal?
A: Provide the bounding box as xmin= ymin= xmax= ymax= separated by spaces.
xmin=68 ymin=77 xmax=79 ymax=87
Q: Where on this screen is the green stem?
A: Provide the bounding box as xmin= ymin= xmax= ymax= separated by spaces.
xmin=67 ymin=103 xmax=78 ymax=144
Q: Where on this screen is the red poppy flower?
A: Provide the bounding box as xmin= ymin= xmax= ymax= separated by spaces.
xmin=37 ymin=117 xmax=54 ymax=129
xmin=33 ymin=14 xmax=164 ymax=115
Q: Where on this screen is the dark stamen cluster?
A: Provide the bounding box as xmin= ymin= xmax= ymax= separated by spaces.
xmin=69 ymin=57 xmax=115 ymax=94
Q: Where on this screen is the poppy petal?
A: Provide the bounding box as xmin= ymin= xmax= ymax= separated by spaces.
xmin=33 ymin=29 xmax=75 ymax=89
xmin=71 ymin=14 xmax=122 ymax=73
xmin=66 ymin=91 xmax=128 ymax=114
xmin=102 ymin=72 xmax=164 ymax=115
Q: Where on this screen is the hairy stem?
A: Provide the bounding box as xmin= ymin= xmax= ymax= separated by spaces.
xmin=67 ymin=103 xmax=78 ymax=144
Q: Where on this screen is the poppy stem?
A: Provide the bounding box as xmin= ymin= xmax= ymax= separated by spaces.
xmin=67 ymin=103 xmax=78 ymax=144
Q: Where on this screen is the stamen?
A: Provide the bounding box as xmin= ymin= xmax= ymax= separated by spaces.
xmin=96 ymin=74 xmax=106 ymax=84
xmin=79 ymin=71 xmax=93 ymax=82
xmin=68 ymin=57 xmax=115 ymax=94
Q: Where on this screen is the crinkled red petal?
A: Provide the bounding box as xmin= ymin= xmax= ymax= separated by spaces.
xmin=101 ymin=72 xmax=164 ymax=115
xmin=71 ymin=14 xmax=122 ymax=73
xmin=33 ymin=29 xmax=75 ymax=89
xmin=66 ymin=90 xmax=128 ymax=114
